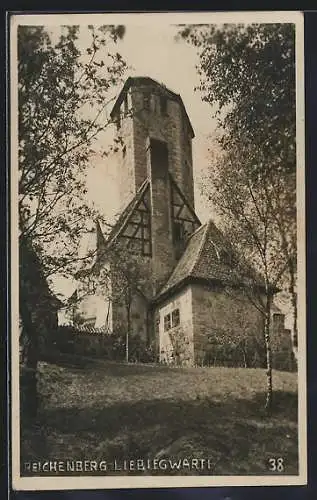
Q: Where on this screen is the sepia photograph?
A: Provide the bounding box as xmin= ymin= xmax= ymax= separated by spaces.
xmin=10 ymin=11 xmax=306 ymax=490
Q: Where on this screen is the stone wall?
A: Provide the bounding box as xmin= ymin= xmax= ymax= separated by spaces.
xmin=191 ymin=283 xmax=265 ymax=367
xmin=191 ymin=283 xmax=294 ymax=370
xmin=116 ymin=91 xmax=137 ymax=213
xmin=131 ymin=85 xmax=195 ymax=209
xmin=49 ymin=325 xmax=154 ymax=363
xmin=271 ymin=314 xmax=295 ymax=371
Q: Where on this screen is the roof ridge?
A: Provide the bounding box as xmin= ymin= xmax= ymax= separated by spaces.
xmin=186 ymin=221 xmax=204 ymax=242
xmin=189 ymin=221 xmax=210 ymax=276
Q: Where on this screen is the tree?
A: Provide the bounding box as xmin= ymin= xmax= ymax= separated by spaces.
xmin=89 ymin=239 xmax=152 ymax=363
xmin=205 ymin=292 xmax=267 ymax=369
xmin=211 ymin=153 xmax=290 ymax=408
xmin=18 ymin=24 xmax=127 ymax=416
xmin=19 ymin=24 xmax=126 ymax=271
xmin=179 ymin=23 xmax=297 ymax=409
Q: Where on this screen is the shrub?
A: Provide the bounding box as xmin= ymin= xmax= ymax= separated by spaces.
xmin=48 ymin=326 xmax=156 ymax=363
xmin=128 ymin=335 xmax=156 ymax=363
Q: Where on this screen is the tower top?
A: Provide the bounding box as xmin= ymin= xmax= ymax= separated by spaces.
xmin=110 ymin=76 xmax=195 ymax=138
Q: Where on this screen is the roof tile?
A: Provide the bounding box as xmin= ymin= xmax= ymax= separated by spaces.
xmin=157 ymin=219 xmax=264 ymax=299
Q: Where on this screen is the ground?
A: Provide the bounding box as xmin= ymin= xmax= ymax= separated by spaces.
xmin=20 ymin=358 xmax=298 ymax=476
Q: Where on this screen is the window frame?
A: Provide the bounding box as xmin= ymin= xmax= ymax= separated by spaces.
xmin=163 ymin=308 xmax=180 ymax=332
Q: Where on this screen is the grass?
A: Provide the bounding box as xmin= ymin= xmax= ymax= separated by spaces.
xmin=20 ymin=357 xmax=298 ymax=476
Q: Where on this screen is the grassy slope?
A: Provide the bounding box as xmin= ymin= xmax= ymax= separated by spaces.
xmin=21 ymin=359 xmax=298 ymax=475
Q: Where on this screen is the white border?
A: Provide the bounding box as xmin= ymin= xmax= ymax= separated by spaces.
xmin=10 ymin=10 xmax=306 ymax=490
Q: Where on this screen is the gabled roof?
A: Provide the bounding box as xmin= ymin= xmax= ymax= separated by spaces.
xmin=76 ymin=180 xmax=150 ymax=277
xmin=105 ymin=178 xmax=150 ymax=248
xmin=110 ymin=76 xmax=195 ymax=138
xmin=156 ymin=219 xmax=265 ymax=301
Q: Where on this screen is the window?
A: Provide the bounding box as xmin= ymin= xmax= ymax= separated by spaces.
xmin=164 ymin=313 xmax=171 ymax=332
xmin=173 ymin=221 xmax=184 ymax=243
xmin=164 ymin=308 xmax=180 ymax=332
xmin=172 ymin=308 xmax=180 ymax=328
xmin=143 ymin=91 xmax=151 ymax=111
xmin=142 ymin=241 xmax=151 ymax=256
xmin=160 ymin=96 xmax=168 ymax=115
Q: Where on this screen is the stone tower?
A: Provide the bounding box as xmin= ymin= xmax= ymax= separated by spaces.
xmin=110 ymin=77 xmax=199 ymax=294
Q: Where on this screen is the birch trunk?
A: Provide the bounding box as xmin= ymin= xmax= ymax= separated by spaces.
xmin=264 ymin=297 xmax=273 ymax=410
xmin=289 ymin=261 xmax=298 ymax=365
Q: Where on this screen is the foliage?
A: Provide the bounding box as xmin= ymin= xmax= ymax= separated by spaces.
xmin=179 ymin=21 xmax=296 ymax=293
xmin=18 ymin=24 xmax=127 ymax=277
xmin=203 ymin=322 xmax=266 ymax=369
xmin=203 ymin=328 xmax=294 ymax=371
xmin=180 ymin=23 xmax=297 ymax=408
xmin=47 ymin=326 xmax=156 ymax=364
xmin=77 ymin=237 xmax=153 ymax=361
xmin=18 ymin=24 xmax=127 ymax=418
xmin=123 ymin=335 xmax=156 ymax=363
xmin=180 ymin=23 xmax=295 ymax=171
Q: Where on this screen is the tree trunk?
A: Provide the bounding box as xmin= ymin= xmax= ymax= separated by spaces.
xmin=264 ymin=297 xmax=273 ymax=411
xmin=20 ymin=301 xmax=38 ymax=419
xmin=289 ymin=260 xmax=298 ymax=365
xmin=241 ymin=347 xmax=247 ymax=368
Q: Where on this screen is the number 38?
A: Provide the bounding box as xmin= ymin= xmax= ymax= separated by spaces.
xmin=268 ymin=457 xmax=284 ymax=472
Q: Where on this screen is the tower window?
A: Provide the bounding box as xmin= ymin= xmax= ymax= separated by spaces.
xmin=160 ymin=96 xmax=168 ymax=115
xmin=173 ymin=221 xmax=184 ymax=243
xmin=143 ymin=91 xmax=151 ymax=111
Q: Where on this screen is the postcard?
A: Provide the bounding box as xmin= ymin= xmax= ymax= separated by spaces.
xmin=10 ymin=10 xmax=306 ymax=490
